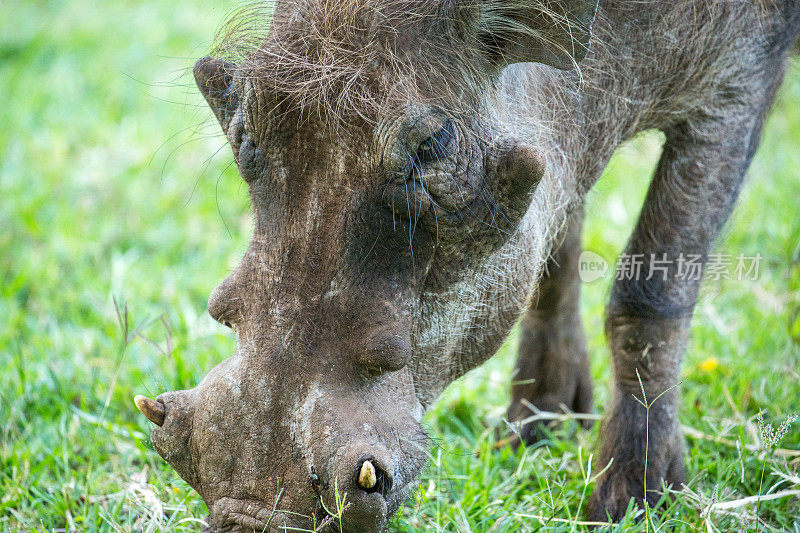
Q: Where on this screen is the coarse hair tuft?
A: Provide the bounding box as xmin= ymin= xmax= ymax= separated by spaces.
xmin=210 ymin=0 xmax=493 ymax=125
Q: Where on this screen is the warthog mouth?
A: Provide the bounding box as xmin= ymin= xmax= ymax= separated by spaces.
xmin=206 ymin=497 xmax=339 ymax=532
xmin=205 ymin=498 xmax=292 ymax=532
xmin=205 ymin=483 xmax=395 ymax=532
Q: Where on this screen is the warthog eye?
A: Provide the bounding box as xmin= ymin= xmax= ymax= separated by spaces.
xmin=229 ymin=110 xmax=264 ymax=183
xmin=413 ymin=118 xmax=454 ymax=169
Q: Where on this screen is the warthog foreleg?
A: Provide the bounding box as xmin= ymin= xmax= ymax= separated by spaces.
xmin=588 ymin=80 xmax=784 ymax=519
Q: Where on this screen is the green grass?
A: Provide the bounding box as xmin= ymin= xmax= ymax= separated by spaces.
xmin=1 ymin=1 xmax=798 ymax=531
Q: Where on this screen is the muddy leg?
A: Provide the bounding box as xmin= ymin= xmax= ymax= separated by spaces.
xmin=507 ymin=210 xmax=593 ymax=444
xmin=587 ymin=92 xmax=781 ymax=520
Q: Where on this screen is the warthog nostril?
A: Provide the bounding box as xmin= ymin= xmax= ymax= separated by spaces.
xmin=356 ymin=459 xmax=392 ymax=498
xmin=133 ymin=395 xmax=165 ymax=426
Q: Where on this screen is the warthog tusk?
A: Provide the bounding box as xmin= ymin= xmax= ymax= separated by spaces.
xmin=357 ymin=460 xmax=377 ymax=490
xmin=134 ymin=395 xmax=165 ymax=426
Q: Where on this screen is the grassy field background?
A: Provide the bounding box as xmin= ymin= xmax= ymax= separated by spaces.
xmin=1 ymin=1 xmax=799 ymax=531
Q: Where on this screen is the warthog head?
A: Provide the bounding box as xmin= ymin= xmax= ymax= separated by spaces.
xmin=135 ymin=0 xmax=597 ymax=530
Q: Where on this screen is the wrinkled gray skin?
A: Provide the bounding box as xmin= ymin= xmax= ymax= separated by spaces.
xmin=141 ymin=0 xmax=800 ymax=530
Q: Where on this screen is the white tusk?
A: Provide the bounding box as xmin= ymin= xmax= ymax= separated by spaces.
xmin=134 ymin=395 xmax=165 ymax=426
xmin=358 ymin=460 xmax=377 ymax=490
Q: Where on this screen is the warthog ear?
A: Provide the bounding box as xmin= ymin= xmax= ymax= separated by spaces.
xmin=477 ymin=0 xmax=599 ymax=70
xmin=194 ymin=57 xmax=239 ymax=131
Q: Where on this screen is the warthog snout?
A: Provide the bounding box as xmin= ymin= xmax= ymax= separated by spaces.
xmin=136 ymin=331 xmax=426 ymax=532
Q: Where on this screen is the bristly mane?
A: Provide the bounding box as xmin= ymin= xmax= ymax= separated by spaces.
xmin=209 ymin=0 xmax=590 ymax=126
xmin=211 ymin=0 xmax=489 ymax=125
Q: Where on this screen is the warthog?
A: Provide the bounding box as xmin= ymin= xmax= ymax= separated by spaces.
xmin=133 ymin=0 xmax=800 ymax=530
